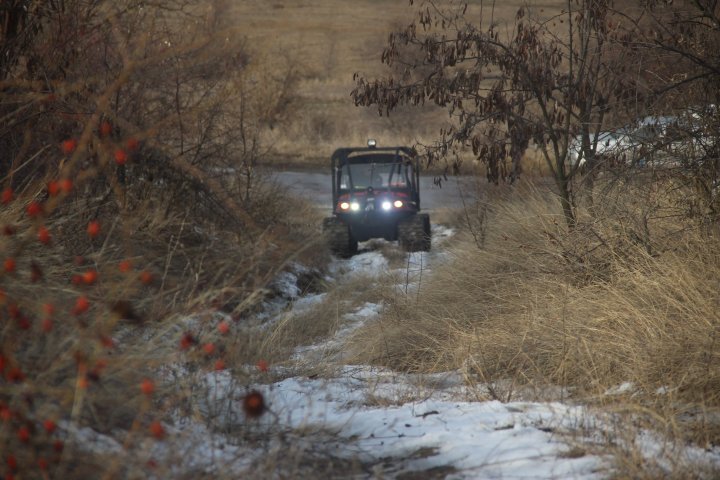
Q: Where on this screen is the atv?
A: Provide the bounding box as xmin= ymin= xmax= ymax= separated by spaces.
xmin=322 ymin=140 xmax=431 ymax=257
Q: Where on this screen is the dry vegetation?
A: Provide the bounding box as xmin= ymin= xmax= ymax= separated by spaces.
xmin=0 ymin=0 xmax=333 ymax=477
xmin=347 ymin=172 xmax=720 ymax=476
xmin=4 ymin=0 xmax=720 ymax=478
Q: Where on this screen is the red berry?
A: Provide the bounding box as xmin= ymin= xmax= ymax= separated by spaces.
xmin=47 ymin=181 xmax=60 ymax=196
xmin=17 ymin=426 xmax=30 ymax=443
xmin=149 ymin=421 xmax=164 ymax=439
xmin=60 ymin=179 xmax=73 ymax=193
xmin=38 ymin=226 xmax=51 ymax=245
xmin=71 ymin=274 xmax=83 ymax=286
xmin=126 ymin=137 xmax=139 ymax=151
xmin=26 ymin=201 xmax=42 ymax=217
xmin=114 ymin=149 xmax=127 ymax=165
xmin=82 ymin=269 xmax=98 ymax=285
xmin=140 ymin=379 xmax=155 ymax=395
xmin=1 ymin=188 xmax=13 ymax=204
xmin=100 ymin=121 xmax=112 ymax=137
xmin=87 ymin=220 xmax=100 ymax=238
xmin=2 ymin=225 xmax=15 ymax=236
xmin=61 ymin=139 xmax=77 ymax=154
xmin=17 ymin=317 xmax=30 ymax=330
xmin=179 ymin=332 xmax=195 ymax=350
xmin=256 ymin=359 xmax=269 ymax=373
xmin=139 ymin=271 xmax=153 ymax=285
xmin=218 ymin=321 xmax=230 ymax=335
xmin=214 ymin=359 xmax=226 ymax=371
xmin=7 ymin=368 xmax=24 ymax=383
xmin=99 ymin=335 xmax=114 ymax=349
xmin=6 ymin=454 xmax=17 ymax=470
xmin=43 ymin=419 xmax=56 ymax=434
xmin=3 ymin=258 xmax=16 ymax=273
xmin=202 ymin=343 xmax=215 ymax=355
xmin=243 ymin=390 xmax=266 ymax=418
xmin=119 ymin=260 xmax=132 ymax=272
xmin=43 ymin=303 xmax=55 ymax=316
xmin=38 ymin=458 xmax=48 ymax=470
xmin=73 ymin=296 xmax=90 ymax=315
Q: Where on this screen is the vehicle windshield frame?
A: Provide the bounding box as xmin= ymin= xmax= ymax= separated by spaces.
xmin=338 ymin=154 xmax=414 ymax=193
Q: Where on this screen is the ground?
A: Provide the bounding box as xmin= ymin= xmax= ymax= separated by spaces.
xmin=60 ymin=200 xmax=720 ymax=478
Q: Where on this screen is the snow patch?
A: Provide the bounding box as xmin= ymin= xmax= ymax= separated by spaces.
xmin=197 ymin=367 xmax=610 ymax=479
xmin=432 ymin=223 xmax=455 ymax=241
xmin=329 ymin=251 xmax=389 ymax=278
xmin=271 ymin=271 xmax=301 ymax=299
xmin=604 ymin=382 xmax=636 ymax=396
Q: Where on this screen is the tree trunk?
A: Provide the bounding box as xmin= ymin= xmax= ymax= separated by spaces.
xmin=556 ymin=175 xmax=576 ymax=229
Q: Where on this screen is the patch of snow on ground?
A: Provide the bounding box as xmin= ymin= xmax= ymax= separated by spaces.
xmin=432 ymin=223 xmax=455 ymax=241
xmin=199 ymin=367 xmax=609 ymax=479
xmin=270 ymin=270 xmax=301 ymax=299
xmin=291 ymin=292 xmax=327 ymax=312
xmin=604 ymin=382 xmax=636 ymax=396
xmin=329 ymin=250 xmax=389 ymax=278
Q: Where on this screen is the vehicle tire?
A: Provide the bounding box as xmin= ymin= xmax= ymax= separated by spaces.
xmin=398 ymin=214 xmax=431 ymax=252
xmin=322 ymin=217 xmax=358 ymax=257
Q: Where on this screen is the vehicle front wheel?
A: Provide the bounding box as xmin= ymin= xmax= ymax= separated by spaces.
xmin=322 ymin=217 xmax=358 ymax=258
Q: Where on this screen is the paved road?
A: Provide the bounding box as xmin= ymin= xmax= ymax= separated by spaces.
xmin=269 ymin=170 xmax=479 ymax=212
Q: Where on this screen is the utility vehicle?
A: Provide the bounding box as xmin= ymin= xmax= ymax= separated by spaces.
xmin=322 ymin=140 xmax=431 ymax=257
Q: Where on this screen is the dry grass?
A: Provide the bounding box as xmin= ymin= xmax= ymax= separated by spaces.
xmin=346 ymin=174 xmax=720 ymax=474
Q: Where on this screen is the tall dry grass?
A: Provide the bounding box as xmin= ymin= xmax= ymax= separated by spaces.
xmin=347 ymin=174 xmax=720 ymax=471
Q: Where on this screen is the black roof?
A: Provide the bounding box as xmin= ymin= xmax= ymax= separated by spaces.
xmin=331 ymin=146 xmax=416 ymax=166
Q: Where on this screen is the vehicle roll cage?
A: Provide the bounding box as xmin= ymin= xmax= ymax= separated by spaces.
xmin=330 ymin=146 xmax=420 ymax=209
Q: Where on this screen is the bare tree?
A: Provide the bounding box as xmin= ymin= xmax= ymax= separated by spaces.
xmin=629 ymin=0 xmax=720 ymax=220
xmin=352 ymin=0 xmax=640 ymax=226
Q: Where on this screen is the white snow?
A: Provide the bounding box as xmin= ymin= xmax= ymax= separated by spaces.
xmin=603 ymin=382 xmax=636 ymax=396
xmin=192 ymin=366 xmax=606 ymax=478
xmin=329 ymin=250 xmax=389 ymax=278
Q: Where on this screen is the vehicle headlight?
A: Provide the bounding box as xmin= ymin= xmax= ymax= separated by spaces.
xmin=350 ymin=202 xmax=360 ymax=211
xmin=339 ymin=202 xmax=350 ymax=210
xmin=381 ymin=201 xmax=392 ymax=211
xmin=393 ymin=200 xmax=403 ymax=208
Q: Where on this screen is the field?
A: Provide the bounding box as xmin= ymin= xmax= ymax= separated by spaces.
xmin=3 ymin=0 xmax=720 ymax=478
xmin=225 ymin=0 xmax=559 ymax=166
